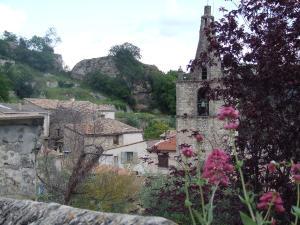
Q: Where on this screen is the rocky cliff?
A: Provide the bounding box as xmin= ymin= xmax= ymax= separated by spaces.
xmin=0 ymin=197 xmax=176 ymax=225
xmin=71 ymin=56 xmax=119 ymax=80
xmin=71 ymin=56 xmax=162 ymax=111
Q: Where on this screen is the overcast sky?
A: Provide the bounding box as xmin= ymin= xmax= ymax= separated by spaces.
xmin=0 ymin=0 xmax=235 ymax=72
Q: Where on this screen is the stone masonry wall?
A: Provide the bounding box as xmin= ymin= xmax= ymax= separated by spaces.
xmin=0 ymin=197 xmax=177 ymax=225
xmin=0 ymin=119 xmax=43 ymax=198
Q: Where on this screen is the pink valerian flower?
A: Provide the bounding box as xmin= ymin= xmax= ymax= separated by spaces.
xmin=271 ymin=218 xmax=276 ymax=225
xmin=181 ymin=146 xmax=194 ymax=158
xmin=257 ymin=192 xmax=285 ymax=213
xmin=194 ymin=133 xmax=204 ymax=142
xmin=267 ymin=161 xmax=277 ymax=173
xmin=202 ymin=149 xmax=234 ymax=186
xmin=291 ymin=163 xmax=300 ymax=183
xmin=217 ymin=106 xmax=239 ymax=120
xmin=224 ymin=121 xmax=239 ymax=130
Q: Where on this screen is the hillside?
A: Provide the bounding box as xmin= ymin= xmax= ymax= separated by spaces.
xmin=0 ymin=32 xmax=177 ymax=115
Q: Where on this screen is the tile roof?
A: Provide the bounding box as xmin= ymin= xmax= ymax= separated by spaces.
xmin=65 ymin=118 xmax=142 ymax=135
xmin=0 ymin=103 xmax=45 ymax=120
xmin=0 ymin=112 xmax=44 ymax=120
xmin=24 ymin=98 xmax=115 ymax=112
xmin=153 ymin=135 xmax=176 ymax=152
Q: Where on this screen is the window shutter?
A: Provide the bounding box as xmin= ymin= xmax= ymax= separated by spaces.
xmin=121 ymin=152 xmax=126 ymax=164
xmin=132 ymin=152 xmax=138 ymax=164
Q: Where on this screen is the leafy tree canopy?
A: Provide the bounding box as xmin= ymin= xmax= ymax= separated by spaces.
xmin=109 ymin=42 xmax=141 ymax=60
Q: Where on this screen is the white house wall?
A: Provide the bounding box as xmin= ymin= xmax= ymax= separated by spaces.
xmin=101 ymin=111 xmax=115 ymax=119
xmin=122 ymin=133 xmax=143 ymax=145
xmin=100 ymin=141 xmax=179 ymax=175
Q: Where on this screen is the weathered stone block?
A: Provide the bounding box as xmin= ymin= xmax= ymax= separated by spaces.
xmin=0 ymin=198 xmax=177 ymax=225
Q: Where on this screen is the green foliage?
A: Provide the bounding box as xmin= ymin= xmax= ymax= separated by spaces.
xmin=5 ymin=64 xmax=35 ymax=98
xmin=116 ymin=112 xmax=175 ymax=133
xmin=150 ymin=70 xmax=177 ymax=115
xmin=144 ymin=120 xmax=170 ymax=139
xmin=0 ymin=30 xmax=60 ymax=72
xmin=86 ymin=72 xmax=135 ymax=106
xmin=58 ymin=80 xmax=74 ymax=88
xmin=71 ymin=169 xmax=142 ymax=213
xmin=45 ymin=87 xmax=92 ymax=100
xmin=109 ymin=42 xmax=141 ymax=60
xmin=0 ymin=73 xmax=10 ymax=101
xmin=140 ymin=175 xmax=192 ymax=225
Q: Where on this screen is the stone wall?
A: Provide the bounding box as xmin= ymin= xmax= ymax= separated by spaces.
xmin=0 ymin=118 xmax=43 ymax=198
xmin=0 ymin=197 xmax=176 ymax=225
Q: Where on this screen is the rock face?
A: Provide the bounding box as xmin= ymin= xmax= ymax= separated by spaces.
xmin=71 ymin=56 xmax=119 ymax=80
xmin=0 ymin=197 xmax=177 ymax=225
xmin=53 ymin=54 xmax=64 ymax=72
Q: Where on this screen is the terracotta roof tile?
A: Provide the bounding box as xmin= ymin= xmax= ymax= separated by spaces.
xmin=153 ymin=136 xmax=176 ymax=152
xmin=65 ymin=118 xmax=142 ymax=135
xmin=24 ymin=98 xmax=115 ymax=112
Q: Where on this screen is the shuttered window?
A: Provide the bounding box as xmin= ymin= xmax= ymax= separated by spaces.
xmin=158 ymin=153 xmax=169 ymax=168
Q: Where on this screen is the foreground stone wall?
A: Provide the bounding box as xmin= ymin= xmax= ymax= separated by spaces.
xmin=0 ymin=118 xmax=43 ymax=198
xmin=0 ymin=198 xmax=176 ymax=225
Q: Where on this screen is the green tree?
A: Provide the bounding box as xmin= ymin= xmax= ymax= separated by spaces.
xmin=144 ymin=120 xmax=170 ymax=140
xmin=151 ymin=70 xmax=177 ymax=115
xmin=109 ymin=42 xmax=141 ymax=60
xmin=6 ymin=64 xmax=34 ymax=98
xmin=71 ymin=168 xmax=142 ymax=213
xmin=0 ymin=73 xmax=10 ymax=101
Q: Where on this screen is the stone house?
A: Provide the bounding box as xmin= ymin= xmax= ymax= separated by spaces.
xmin=0 ymin=104 xmax=44 ymax=198
xmin=23 ymin=98 xmax=115 ymax=151
xmin=176 ymin=5 xmax=226 ymax=153
xmin=64 ymin=118 xmax=143 ymax=155
xmin=101 ymin=133 xmax=178 ymax=175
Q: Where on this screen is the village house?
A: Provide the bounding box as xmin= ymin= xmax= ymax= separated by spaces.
xmin=101 ymin=130 xmax=178 ymax=175
xmin=23 ymin=98 xmax=115 ymax=151
xmin=63 ymin=118 xmax=145 ymax=171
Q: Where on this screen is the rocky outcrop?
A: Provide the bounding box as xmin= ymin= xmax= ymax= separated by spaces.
xmin=0 ymin=197 xmax=177 ymax=225
xmin=71 ymin=56 xmax=119 ymax=80
xmin=53 ymin=54 xmax=64 ymax=72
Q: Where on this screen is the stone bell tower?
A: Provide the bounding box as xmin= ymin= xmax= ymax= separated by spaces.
xmin=176 ymin=5 xmax=224 ymax=153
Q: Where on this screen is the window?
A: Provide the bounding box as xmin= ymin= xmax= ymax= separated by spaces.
xmin=197 ymin=88 xmax=209 ymax=116
xmin=121 ymin=152 xmax=138 ymax=164
xmin=204 ymin=18 xmax=208 ymax=26
xmin=126 ymin=152 xmax=133 ymax=162
xmin=113 ymin=135 xmax=119 ymax=145
xmin=158 ymin=153 xmax=169 ymax=168
xmin=202 ymin=67 xmax=207 ymax=80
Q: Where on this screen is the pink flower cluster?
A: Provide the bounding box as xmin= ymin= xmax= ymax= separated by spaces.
xmin=181 ymin=146 xmax=194 ymax=158
xmin=217 ymin=106 xmax=240 ymax=130
xmin=291 ymin=163 xmax=300 ymax=183
xmin=217 ymin=106 xmax=239 ymax=120
xmin=257 ymin=191 xmax=285 ymax=213
xmin=195 ymin=134 xmax=204 ymax=142
xmin=202 ymin=149 xmax=234 ymax=186
xmin=267 ymin=161 xmax=277 ymax=173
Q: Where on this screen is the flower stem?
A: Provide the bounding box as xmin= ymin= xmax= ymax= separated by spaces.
xmin=231 ymin=132 xmax=256 ymax=222
xmin=197 ymin=143 xmax=207 ymax=219
xmin=184 ymin=159 xmax=197 ymax=225
xmin=294 ymin=183 xmax=300 ymax=225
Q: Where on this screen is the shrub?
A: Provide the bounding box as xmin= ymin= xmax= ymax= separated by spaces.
xmin=71 ymin=166 xmax=143 ymax=213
